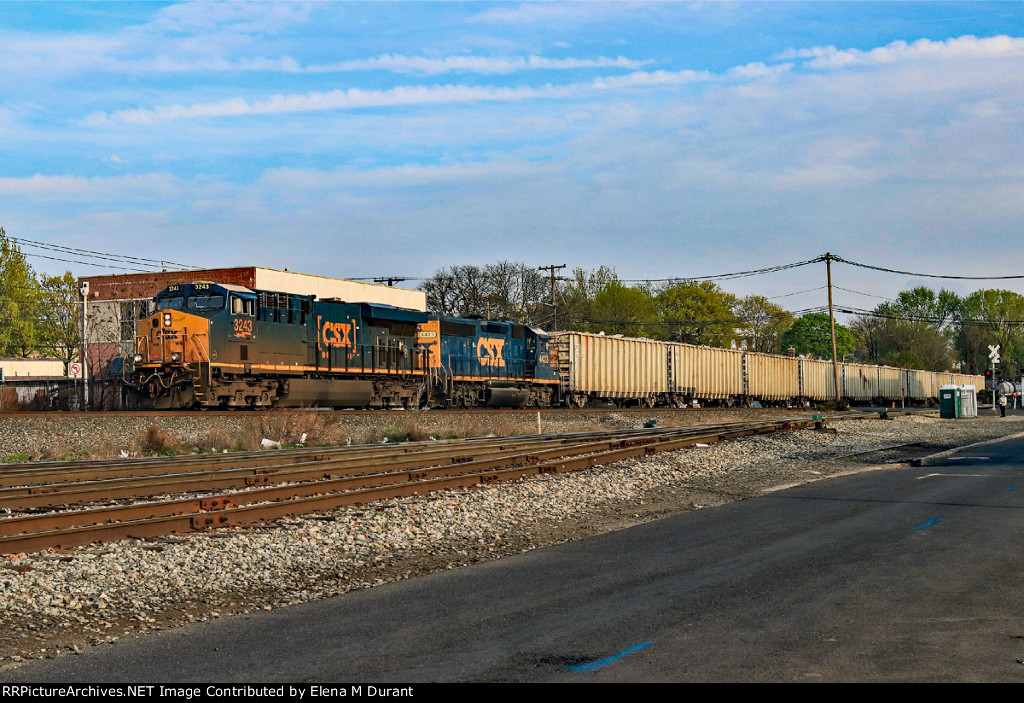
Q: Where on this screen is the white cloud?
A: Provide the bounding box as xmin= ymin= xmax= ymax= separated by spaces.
xmin=0 ymin=34 xmax=124 ymax=75
xmin=0 ymin=173 xmax=180 ymax=200
xmin=258 ymin=159 xmax=553 ymax=194
xmin=726 ymin=61 xmax=793 ymax=79
xmin=149 ymin=1 xmax=314 ymax=35
xmin=470 ymin=2 xmax=633 ymax=25
xmin=0 ymin=47 xmax=649 ymax=77
xmin=780 ymin=34 xmax=1024 ymax=70
xmin=85 ymin=69 xmax=710 ymax=125
xmin=306 ymin=54 xmax=650 ymax=75
xmin=773 ymin=162 xmax=881 ymax=188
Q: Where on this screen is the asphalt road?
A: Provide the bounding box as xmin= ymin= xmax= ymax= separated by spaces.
xmin=6 ymin=433 xmax=1024 ymax=683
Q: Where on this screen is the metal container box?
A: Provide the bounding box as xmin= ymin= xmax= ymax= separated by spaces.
xmin=672 ymin=344 xmax=743 ymax=401
xmin=904 ymin=369 xmax=934 ymax=401
xmin=843 ymin=364 xmax=879 ymax=401
xmin=799 ymin=359 xmax=835 ymax=401
xmin=555 ymin=332 xmax=667 ymax=401
xmin=952 ymin=373 xmax=983 ymax=390
xmin=745 ymin=352 xmax=800 ymax=401
xmin=876 ymin=366 xmax=903 ymax=401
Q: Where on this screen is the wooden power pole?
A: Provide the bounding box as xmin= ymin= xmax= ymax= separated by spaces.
xmin=824 ymin=252 xmax=841 ymax=403
xmin=537 ymin=264 xmax=566 ymax=331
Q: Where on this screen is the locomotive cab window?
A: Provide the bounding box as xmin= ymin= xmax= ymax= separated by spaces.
xmin=155 ymin=294 xmax=186 ymax=312
xmin=230 ymin=294 xmax=255 ymax=316
xmin=187 ymin=294 xmax=225 ymax=311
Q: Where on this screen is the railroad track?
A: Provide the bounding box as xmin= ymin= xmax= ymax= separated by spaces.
xmin=0 ymin=404 xmax=928 ymax=419
xmin=0 ymin=412 xmax=906 ymax=554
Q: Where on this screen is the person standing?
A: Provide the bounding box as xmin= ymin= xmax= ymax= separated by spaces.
xmin=999 ymin=393 xmax=1007 ymax=417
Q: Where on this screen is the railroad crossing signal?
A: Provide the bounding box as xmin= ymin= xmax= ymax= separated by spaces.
xmin=989 ymin=344 xmax=1001 ymax=364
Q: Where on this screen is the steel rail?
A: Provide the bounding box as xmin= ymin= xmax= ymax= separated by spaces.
xmin=0 ymin=422 xmax=790 ymax=508
xmin=0 ymin=432 xmax=709 ymax=536
xmin=0 ymin=421 xmax=808 ymax=553
xmin=0 ymin=416 xmax=791 ymax=478
xmin=0 ymin=430 xmax=667 ymax=510
xmin=0 ymin=411 xmax=885 ymax=485
xmin=0 ymin=412 xmax=914 ymax=553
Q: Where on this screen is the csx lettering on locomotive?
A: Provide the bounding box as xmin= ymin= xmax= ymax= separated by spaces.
xmin=476 ymin=338 xmax=505 ymax=367
xmin=319 ymin=317 xmax=355 ymax=349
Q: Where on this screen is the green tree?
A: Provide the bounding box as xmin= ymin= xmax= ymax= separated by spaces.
xmin=557 ymin=266 xmax=618 ymax=331
xmin=880 ymin=286 xmax=960 ymax=327
xmin=588 ymin=281 xmax=658 ymax=338
xmin=780 ymin=313 xmax=855 ymax=360
xmin=655 ymin=281 xmax=737 ymax=346
xmin=852 ymin=286 xmax=958 ymax=371
xmin=37 ymin=271 xmax=81 ymax=372
xmin=421 ymin=262 xmax=553 ymax=326
xmin=735 ymin=295 xmax=794 ymax=353
xmin=0 ymin=228 xmax=42 ymax=357
xmin=957 ymin=289 xmax=1024 ymax=377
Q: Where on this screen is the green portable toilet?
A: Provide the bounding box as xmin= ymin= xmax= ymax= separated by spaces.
xmin=939 ymin=385 xmax=962 ymax=419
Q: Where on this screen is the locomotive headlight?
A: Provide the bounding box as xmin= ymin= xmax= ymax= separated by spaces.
xmin=163 ymin=312 xmax=172 ymax=327
xmin=170 ymin=353 xmax=180 ymax=362
xmin=134 ymin=354 xmax=143 ymax=363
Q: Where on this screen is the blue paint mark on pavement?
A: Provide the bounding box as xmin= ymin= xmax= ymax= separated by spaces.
xmin=912 ymin=518 xmax=942 ymax=530
xmin=567 ymin=641 xmax=654 ymax=672
xmin=1007 ymin=484 xmax=1015 ymax=492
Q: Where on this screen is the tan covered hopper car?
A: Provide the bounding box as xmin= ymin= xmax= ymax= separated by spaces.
xmin=552 ymin=331 xmax=984 ymax=407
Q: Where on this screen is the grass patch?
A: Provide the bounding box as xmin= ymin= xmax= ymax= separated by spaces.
xmin=245 ymin=407 xmax=347 ymax=449
xmin=815 ymin=400 xmax=850 ymax=412
xmin=196 ymin=427 xmax=249 ymax=453
xmin=136 ymin=424 xmax=180 ymax=456
xmin=382 ymin=418 xmax=433 ymax=444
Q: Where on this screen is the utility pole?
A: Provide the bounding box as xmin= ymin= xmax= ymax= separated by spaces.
xmin=824 ymin=253 xmax=841 ymax=403
xmin=373 ymin=277 xmax=410 ymax=287
xmin=79 ymin=281 xmax=90 ymax=409
xmin=537 ymin=264 xmax=566 ymax=331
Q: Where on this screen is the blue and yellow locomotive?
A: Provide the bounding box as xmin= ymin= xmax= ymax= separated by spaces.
xmin=126 ymin=281 xmax=559 ymax=409
xmin=416 ymin=316 xmax=559 ymax=408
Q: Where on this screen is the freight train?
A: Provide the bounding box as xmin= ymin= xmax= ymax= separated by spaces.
xmin=124 ymin=281 xmax=983 ymax=410
xmin=125 ymin=281 xmax=558 ymax=409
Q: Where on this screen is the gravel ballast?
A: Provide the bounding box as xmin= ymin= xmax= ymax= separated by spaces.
xmin=1 ymin=408 xmax=1021 ymax=668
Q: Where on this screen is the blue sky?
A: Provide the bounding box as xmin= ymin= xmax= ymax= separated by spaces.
xmin=2 ymin=1 xmax=1023 ymax=314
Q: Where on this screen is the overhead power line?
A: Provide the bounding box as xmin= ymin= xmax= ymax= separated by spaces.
xmin=768 ymin=286 xmax=827 ymax=300
xmin=580 ymin=306 xmax=824 ymax=329
xmin=19 ymin=251 xmax=153 ymax=273
xmin=835 ymin=256 xmax=1024 ymax=280
xmin=833 ymin=286 xmax=895 ymax=302
xmin=621 ymin=257 xmax=824 ymax=283
xmin=9 ymin=237 xmax=199 ymax=272
xmin=837 ymin=305 xmax=1024 ymax=327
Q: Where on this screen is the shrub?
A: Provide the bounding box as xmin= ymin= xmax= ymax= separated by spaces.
xmin=138 ymin=424 xmax=178 ymax=455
